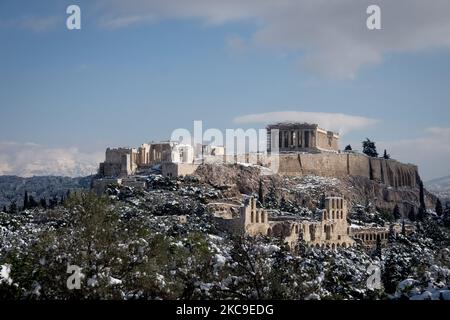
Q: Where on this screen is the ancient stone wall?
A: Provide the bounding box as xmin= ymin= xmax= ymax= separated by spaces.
xmin=161 ymin=163 xmax=199 ymax=178
xmin=277 ymin=153 xmax=419 ymax=188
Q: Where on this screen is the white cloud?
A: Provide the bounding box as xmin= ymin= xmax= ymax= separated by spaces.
xmin=233 ymin=111 xmax=379 ymax=134
xmin=95 ymin=0 xmax=450 ymax=79
xmin=0 ymin=142 xmax=102 ymax=177
xmin=378 ymin=127 xmax=450 ymax=180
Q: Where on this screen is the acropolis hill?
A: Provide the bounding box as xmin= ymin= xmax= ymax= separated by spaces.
xmin=94 ymin=122 xmax=435 ymax=217
xmin=97 ymin=122 xmax=420 ymax=187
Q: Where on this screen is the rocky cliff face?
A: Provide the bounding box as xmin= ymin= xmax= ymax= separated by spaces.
xmin=277 ymin=153 xmax=420 ymax=189
xmin=194 ymin=162 xmax=436 ymax=216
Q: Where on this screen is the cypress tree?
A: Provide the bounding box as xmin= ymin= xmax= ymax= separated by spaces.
xmin=375 ymin=234 xmax=382 ymax=260
xmin=393 ymin=205 xmax=401 ymax=220
xmin=388 ymin=223 xmax=396 ymax=243
xmin=8 ymin=201 xmax=17 ymax=214
xmin=258 ymin=179 xmax=264 ymax=206
xmin=40 ymin=198 xmax=47 ymax=209
xmin=408 ymin=207 xmax=416 ymax=221
xmin=28 ymin=195 xmax=38 ymax=208
xmin=419 ymin=180 xmax=426 ymax=208
xmin=23 ymin=190 xmax=29 ymax=210
xmin=435 ymin=198 xmax=443 ymax=217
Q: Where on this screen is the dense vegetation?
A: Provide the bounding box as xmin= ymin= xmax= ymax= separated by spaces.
xmin=1 ymin=187 xmax=449 ymax=300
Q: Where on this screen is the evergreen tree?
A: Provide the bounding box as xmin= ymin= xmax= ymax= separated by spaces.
xmin=392 ymin=205 xmax=401 ymax=220
xmin=435 ymin=198 xmax=443 ymax=217
xmin=375 ymin=235 xmax=382 ymax=260
xmin=23 ymin=190 xmax=29 ymax=210
xmin=362 ymin=138 xmax=378 ymax=157
xmin=388 ymin=223 xmax=396 ymax=243
xmin=414 ymin=181 xmax=427 ymax=221
xmin=49 ymin=196 xmax=58 ymax=209
xmin=408 ymin=207 xmax=416 ymax=222
xmin=2 ymin=206 xmax=6 ymax=213
xmin=444 ymin=207 xmax=450 ymax=227
xmin=39 ymin=198 xmax=47 ymax=209
xmin=28 ymin=195 xmax=38 ymax=209
xmin=383 ymin=149 xmax=390 ymax=159
xmin=265 ymin=184 xmax=278 ymax=209
xmin=383 ymin=250 xmax=404 ymax=294
xmin=258 ymin=179 xmax=264 ymax=206
xmin=344 ymin=144 xmax=352 ymax=151
xmin=401 ymin=218 xmax=406 ymax=235
xmin=417 ymin=206 xmax=426 ymax=221
xmin=419 ymin=180 xmax=426 ymax=209
xmin=8 ymin=201 xmax=17 ymax=214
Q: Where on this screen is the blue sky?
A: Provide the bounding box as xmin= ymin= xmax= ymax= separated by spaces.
xmin=1 ymin=0 xmax=450 ymax=179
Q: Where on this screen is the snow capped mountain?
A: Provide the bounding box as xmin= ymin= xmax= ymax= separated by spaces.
xmin=425 ymin=175 xmax=450 ymax=202
xmin=0 ymin=141 xmax=102 ymax=178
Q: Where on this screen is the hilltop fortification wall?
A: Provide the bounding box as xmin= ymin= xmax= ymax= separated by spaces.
xmin=200 ymin=152 xmax=420 ymax=189
xmin=277 ymin=153 xmax=419 ymax=188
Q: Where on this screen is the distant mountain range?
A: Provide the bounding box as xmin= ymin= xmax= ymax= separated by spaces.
xmin=425 ymin=175 xmax=450 ymax=204
xmin=0 ymin=175 xmax=95 ymax=209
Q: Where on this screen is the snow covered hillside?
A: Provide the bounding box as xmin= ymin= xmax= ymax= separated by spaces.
xmin=1 ymin=164 xmax=449 ymax=300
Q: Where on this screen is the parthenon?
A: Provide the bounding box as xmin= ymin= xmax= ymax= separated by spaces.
xmin=266 ymin=122 xmax=339 ymax=153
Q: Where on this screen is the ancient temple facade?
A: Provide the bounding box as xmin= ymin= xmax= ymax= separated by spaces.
xmin=266 ymin=123 xmax=339 ymax=153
